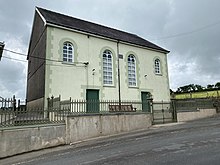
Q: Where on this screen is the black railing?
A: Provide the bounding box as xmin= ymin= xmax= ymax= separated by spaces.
xmin=1 ymin=96 xmax=219 ymax=128
xmin=48 ymin=97 xmax=152 ymax=114
xmin=1 ymin=96 xmax=152 ymax=128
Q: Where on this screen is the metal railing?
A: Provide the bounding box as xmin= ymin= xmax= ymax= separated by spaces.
xmin=152 ymin=101 xmax=177 ymax=124
xmin=1 ymin=96 xmax=152 ymax=128
xmin=48 ymin=96 xmax=152 ymax=114
xmin=0 ymin=106 xmax=69 ymax=128
xmin=1 ymin=96 xmax=219 ymax=128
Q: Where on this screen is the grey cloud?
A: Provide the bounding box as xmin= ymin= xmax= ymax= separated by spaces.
xmin=0 ymin=59 xmax=26 ymax=99
xmin=161 ymin=0 xmax=220 ymax=89
xmin=0 ymin=0 xmax=219 ymax=98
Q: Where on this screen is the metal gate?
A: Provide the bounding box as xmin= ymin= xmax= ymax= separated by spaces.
xmin=152 ymin=101 xmax=177 ymax=124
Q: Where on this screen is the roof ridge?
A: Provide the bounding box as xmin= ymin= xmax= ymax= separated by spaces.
xmin=36 ymin=7 xmax=140 ymax=38
xmin=36 ymin=7 xmax=169 ymax=53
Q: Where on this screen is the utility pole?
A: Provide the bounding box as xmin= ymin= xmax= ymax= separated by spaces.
xmin=0 ymin=42 xmax=5 ymax=61
xmin=117 ymin=41 xmax=121 ymax=110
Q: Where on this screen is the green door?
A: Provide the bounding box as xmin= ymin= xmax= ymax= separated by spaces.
xmin=86 ymin=89 xmax=99 ymax=113
xmin=141 ymin=92 xmax=151 ymax=112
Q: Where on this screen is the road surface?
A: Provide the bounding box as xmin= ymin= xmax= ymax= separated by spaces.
xmin=1 ymin=115 xmax=220 ymax=165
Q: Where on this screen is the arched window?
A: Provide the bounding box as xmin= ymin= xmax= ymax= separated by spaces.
xmin=155 ymin=59 xmax=161 ymax=74
xmin=63 ymin=42 xmax=73 ymax=63
xmin=128 ymin=54 xmax=136 ymax=86
xmin=103 ymin=50 xmax=113 ymax=85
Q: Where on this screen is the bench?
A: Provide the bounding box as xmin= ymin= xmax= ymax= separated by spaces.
xmin=109 ymin=104 xmax=136 ymax=112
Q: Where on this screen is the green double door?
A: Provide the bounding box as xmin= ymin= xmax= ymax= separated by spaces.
xmin=141 ymin=92 xmax=151 ymax=112
xmin=86 ymin=89 xmax=99 ymax=113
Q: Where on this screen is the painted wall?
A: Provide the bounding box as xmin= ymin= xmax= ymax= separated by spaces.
xmin=26 ymin=12 xmax=46 ymax=105
xmin=177 ymin=109 xmax=216 ymax=122
xmin=45 ymin=26 xmax=170 ymax=103
xmin=0 ymin=113 xmax=152 ymax=158
xmin=0 ymin=124 xmax=66 ymax=158
xmin=66 ymin=113 xmax=152 ymax=144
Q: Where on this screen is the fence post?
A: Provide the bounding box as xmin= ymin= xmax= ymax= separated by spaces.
xmin=51 ymin=95 xmax=54 ymax=109
xmin=171 ymin=99 xmax=177 ymax=122
xmin=13 ymin=95 xmax=16 ymax=112
xmin=147 ymin=98 xmax=153 ymax=113
xmin=58 ymin=95 xmax=61 ymax=111
xmin=18 ymin=99 xmax=20 ymax=112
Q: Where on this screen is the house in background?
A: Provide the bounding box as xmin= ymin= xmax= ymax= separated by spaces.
xmin=26 ymin=7 xmax=170 ymax=109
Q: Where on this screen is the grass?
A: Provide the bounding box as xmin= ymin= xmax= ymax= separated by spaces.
xmin=174 ymin=90 xmax=220 ymax=99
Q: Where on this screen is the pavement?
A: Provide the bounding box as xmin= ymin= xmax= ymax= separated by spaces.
xmin=1 ymin=114 xmax=220 ymax=165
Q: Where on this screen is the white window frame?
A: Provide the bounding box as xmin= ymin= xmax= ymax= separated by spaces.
xmin=128 ymin=54 xmax=137 ymax=87
xmin=63 ymin=42 xmax=73 ymax=63
xmin=103 ymin=50 xmax=113 ymax=85
xmin=155 ymin=59 xmax=161 ymax=74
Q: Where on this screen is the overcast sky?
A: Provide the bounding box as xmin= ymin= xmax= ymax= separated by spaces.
xmin=0 ymin=0 xmax=220 ymax=100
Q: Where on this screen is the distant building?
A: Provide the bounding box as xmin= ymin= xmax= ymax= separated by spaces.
xmin=26 ymin=7 xmax=170 ymax=108
xmin=0 ymin=42 xmax=5 ymax=61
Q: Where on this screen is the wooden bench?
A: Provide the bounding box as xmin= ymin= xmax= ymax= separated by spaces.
xmin=109 ymin=104 xmax=136 ymax=112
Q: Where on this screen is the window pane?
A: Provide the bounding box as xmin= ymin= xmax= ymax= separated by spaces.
xmin=128 ymin=54 xmax=136 ymax=86
xmin=63 ymin=42 xmax=74 ymax=63
xmin=155 ymin=59 xmax=161 ymax=74
xmin=103 ymin=50 xmax=113 ymax=85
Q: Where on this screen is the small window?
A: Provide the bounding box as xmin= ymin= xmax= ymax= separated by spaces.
xmin=155 ymin=59 xmax=161 ymax=74
xmin=103 ymin=50 xmax=113 ymax=85
xmin=63 ymin=42 xmax=73 ymax=63
xmin=128 ymin=54 xmax=136 ymax=86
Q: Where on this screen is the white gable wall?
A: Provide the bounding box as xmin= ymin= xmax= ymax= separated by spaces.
xmin=45 ymin=26 xmax=170 ymax=102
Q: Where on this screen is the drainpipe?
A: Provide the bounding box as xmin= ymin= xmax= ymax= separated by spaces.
xmin=117 ymin=41 xmax=121 ymax=109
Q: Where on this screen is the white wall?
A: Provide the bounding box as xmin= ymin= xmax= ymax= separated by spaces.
xmin=45 ymin=26 xmax=170 ymax=102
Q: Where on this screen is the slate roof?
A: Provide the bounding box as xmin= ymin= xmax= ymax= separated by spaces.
xmin=37 ymin=7 xmax=169 ymax=53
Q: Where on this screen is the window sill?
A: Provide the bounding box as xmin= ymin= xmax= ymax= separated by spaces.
xmin=103 ymin=84 xmax=116 ymax=88
xmin=128 ymin=86 xmax=139 ymax=89
xmin=155 ymin=73 xmax=163 ymax=76
xmin=62 ymin=62 xmax=75 ymax=66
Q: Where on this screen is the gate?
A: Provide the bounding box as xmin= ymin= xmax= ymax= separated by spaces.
xmin=213 ymin=99 xmax=220 ymax=113
xmin=152 ymin=101 xmax=177 ymax=124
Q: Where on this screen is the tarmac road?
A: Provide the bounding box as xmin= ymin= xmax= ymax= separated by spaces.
xmin=1 ymin=114 xmax=220 ymax=165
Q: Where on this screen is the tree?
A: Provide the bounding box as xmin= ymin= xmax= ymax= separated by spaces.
xmin=195 ymin=84 xmax=204 ymax=91
xmin=215 ymin=82 xmax=220 ymax=89
xmin=207 ymin=84 xmax=214 ymax=89
xmin=176 ymin=84 xmax=204 ymax=93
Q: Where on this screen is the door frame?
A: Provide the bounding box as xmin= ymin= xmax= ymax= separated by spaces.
xmin=141 ymin=91 xmax=151 ymax=112
xmin=86 ymin=89 xmax=100 ymax=113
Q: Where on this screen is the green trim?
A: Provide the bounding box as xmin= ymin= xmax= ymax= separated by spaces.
xmin=80 ymin=85 xmax=103 ymax=99
xmin=138 ymin=88 xmax=154 ymax=100
xmin=58 ymin=38 xmax=78 ymax=64
xmin=124 ymin=51 xmax=140 ymax=88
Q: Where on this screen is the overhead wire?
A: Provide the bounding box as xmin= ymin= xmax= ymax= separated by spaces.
xmin=153 ymin=19 xmax=220 ymax=41
xmin=2 ymin=19 xmax=220 ymax=62
xmin=2 ymin=56 xmax=27 ymax=63
xmin=0 ymin=48 xmax=88 ymax=65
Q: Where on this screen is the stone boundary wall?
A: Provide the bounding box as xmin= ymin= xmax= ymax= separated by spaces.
xmin=0 ymin=113 xmax=152 ymax=158
xmin=177 ymin=109 xmax=216 ymax=122
xmin=66 ymin=113 xmax=152 ymax=144
xmin=0 ymin=124 xmax=66 ymax=158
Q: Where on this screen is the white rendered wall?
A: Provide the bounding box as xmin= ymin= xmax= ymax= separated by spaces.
xmin=45 ymin=26 xmax=170 ymax=102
